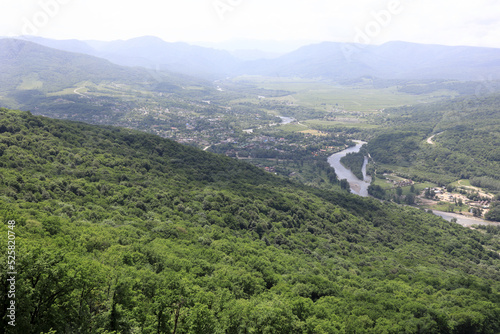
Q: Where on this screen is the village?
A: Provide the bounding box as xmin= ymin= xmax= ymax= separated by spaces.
xmin=376 ymin=172 xmax=494 ymax=218
xmin=425 ymin=186 xmax=491 ymax=214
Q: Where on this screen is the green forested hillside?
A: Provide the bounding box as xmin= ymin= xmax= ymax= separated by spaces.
xmin=0 ymin=108 xmax=500 ymax=333
xmin=0 ymin=39 xmax=150 ymax=94
xmin=0 ymin=38 xmax=211 ymax=113
xmin=367 ymin=94 xmax=500 ymax=185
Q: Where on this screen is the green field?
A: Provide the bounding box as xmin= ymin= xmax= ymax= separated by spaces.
xmin=230 ymin=76 xmax=457 ymax=112
xmin=453 ymin=179 xmax=472 ymax=187
xmin=421 ymin=201 xmax=470 ymax=213
xmin=17 ymin=74 xmax=44 ymax=90
xmin=47 ymin=81 xmax=93 ymax=96
xmin=304 ymin=119 xmax=379 ymax=129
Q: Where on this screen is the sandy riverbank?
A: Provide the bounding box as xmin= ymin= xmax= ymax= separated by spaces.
xmin=433 ymin=210 xmax=499 ymax=227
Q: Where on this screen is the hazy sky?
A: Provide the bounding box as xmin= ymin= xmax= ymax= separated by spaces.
xmin=1 ymin=0 xmax=500 ymax=50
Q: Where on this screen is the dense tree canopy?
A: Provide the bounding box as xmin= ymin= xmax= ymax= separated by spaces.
xmin=0 ymin=108 xmax=499 ymax=333
xmin=367 ymin=94 xmax=500 ymax=183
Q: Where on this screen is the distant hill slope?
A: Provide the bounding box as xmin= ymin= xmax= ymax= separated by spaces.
xmin=0 ymin=38 xmax=150 ymax=94
xmin=236 ymin=41 xmax=500 ymax=81
xmin=22 ymin=35 xmax=242 ymax=78
xmin=235 ymin=42 xmax=376 ymax=79
xmin=0 ymin=108 xmax=499 ymax=333
xmin=0 ymin=38 xmax=214 ymax=117
xmin=89 ymin=36 xmax=241 ymax=78
xmin=367 ymin=93 xmax=500 ymax=185
xmin=19 ymin=35 xmax=97 ymax=55
xmin=0 ymin=38 xmax=212 ymax=92
xmin=19 ymin=36 xmax=500 ymax=81
xmin=362 ymin=41 xmax=500 ymax=80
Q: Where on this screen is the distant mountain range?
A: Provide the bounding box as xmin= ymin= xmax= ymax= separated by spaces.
xmin=5 ymin=36 xmax=500 ymax=81
xmin=22 ymin=35 xmax=239 ymax=78
xmin=237 ymin=41 xmax=500 ymax=81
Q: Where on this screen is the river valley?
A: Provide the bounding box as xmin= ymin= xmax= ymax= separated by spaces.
xmin=327 ymin=141 xmax=371 ymax=197
xmin=327 ymin=141 xmax=498 ymax=226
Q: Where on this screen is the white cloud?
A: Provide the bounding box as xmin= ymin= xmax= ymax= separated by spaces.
xmin=1 ymin=0 xmax=499 ymax=48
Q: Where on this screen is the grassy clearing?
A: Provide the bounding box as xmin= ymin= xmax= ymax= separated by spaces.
xmin=47 ymin=81 xmax=93 ymax=96
xmin=293 ymin=87 xmax=417 ymax=112
xmin=17 ymin=75 xmax=43 ymax=90
xmin=46 ymin=81 xmax=144 ymax=99
xmin=384 ymin=174 xmax=407 ymax=182
xmin=423 ymin=201 xmax=469 ymax=213
xmin=373 ymin=176 xmax=436 ymax=195
xmin=185 ymin=86 xmax=207 ymax=90
xmin=452 ymin=179 xmax=472 ymax=187
xmin=372 ymin=177 xmax=394 ymax=190
xmin=47 ymin=87 xmax=76 ymax=96
xmin=304 ymin=119 xmax=379 ymax=129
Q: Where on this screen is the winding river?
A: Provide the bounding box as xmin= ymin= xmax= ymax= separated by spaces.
xmin=326 ymin=141 xmax=499 ymax=226
xmin=327 ymin=141 xmax=371 ymax=197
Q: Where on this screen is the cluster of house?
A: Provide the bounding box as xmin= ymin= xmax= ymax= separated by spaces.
xmin=253 ymin=164 xmax=278 ymax=173
xmin=264 ymin=166 xmax=276 ymax=173
xmin=393 ymin=180 xmax=414 ymax=187
xmin=251 ymin=136 xmax=286 ymax=143
xmin=311 ymin=146 xmax=338 ymax=157
xmin=431 ymin=187 xmax=491 ymax=209
xmin=477 ymin=200 xmax=491 ymax=209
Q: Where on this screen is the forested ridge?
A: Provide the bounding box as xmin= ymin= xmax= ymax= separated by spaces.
xmin=367 ymin=94 xmax=500 ymax=185
xmin=0 ymin=108 xmax=500 ymax=333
